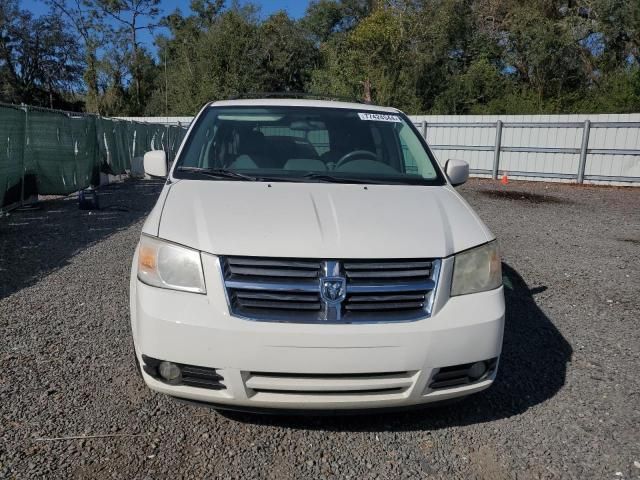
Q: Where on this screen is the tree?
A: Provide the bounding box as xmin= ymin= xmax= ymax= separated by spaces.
xmin=501 ymin=4 xmax=589 ymax=104
xmin=592 ymin=0 xmax=640 ymax=69
xmin=47 ymin=0 xmax=105 ymax=113
xmin=148 ymin=5 xmax=264 ymax=115
xmin=309 ymin=2 xmax=429 ymax=108
xmin=432 ymin=58 xmax=507 ymax=114
xmin=98 ymin=41 xmax=128 ymax=116
xmin=190 ymin=0 xmax=226 ymax=27
xmin=5 ymin=0 xmax=639 ymax=115
xmin=88 ymin=0 xmax=161 ymax=115
xmin=0 ymin=1 xmax=83 ymax=108
xmin=258 ymin=11 xmax=319 ymax=93
xmin=303 ymin=0 xmax=374 ymax=41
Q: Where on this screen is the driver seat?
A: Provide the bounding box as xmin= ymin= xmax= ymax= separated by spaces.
xmin=321 ymin=125 xmax=375 ymax=166
xmin=237 ymin=130 xmax=278 ymax=168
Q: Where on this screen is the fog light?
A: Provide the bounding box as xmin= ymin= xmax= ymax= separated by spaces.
xmin=468 ymin=361 xmax=487 ymax=380
xmin=158 ymin=361 xmax=181 ymax=383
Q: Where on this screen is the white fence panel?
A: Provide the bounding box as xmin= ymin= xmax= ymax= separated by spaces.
xmin=413 ymin=113 xmax=640 ymax=185
xmin=586 ymin=115 xmax=640 ymax=181
xmin=116 ymin=116 xmax=193 ymax=127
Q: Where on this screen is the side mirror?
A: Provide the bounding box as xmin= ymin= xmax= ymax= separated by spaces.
xmin=445 ymin=159 xmax=469 ymax=187
xmin=143 ymin=150 xmax=168 ymax=178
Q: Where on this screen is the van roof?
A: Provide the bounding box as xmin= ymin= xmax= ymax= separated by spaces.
xmin=208 ymin=98 xmax=400 ymax=113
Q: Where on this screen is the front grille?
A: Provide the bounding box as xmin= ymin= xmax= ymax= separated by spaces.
xmin=181 ymin=365 xmax=226 ymax=390
xmin=221 ymin=256 xmax=440 ymax=323
xmin=223 ymin=257 xmax=322 ymax=318
xmin=344 ymin=260 xmax=434 ymax=313
xmin=225 ymin=257 xmax=322 ymax=279
xmin=244 ymin=371 xmax=416 ymax=397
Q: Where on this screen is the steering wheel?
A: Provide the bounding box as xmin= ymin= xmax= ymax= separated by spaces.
xmin=335 ymin=150 xmax=379 ymax=169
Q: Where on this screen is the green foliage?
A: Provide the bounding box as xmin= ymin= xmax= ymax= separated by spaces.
xmin=151 ymin=0 xmax=640 ymax=115
xmin=3 ymin=0 xmax=640 ymax=115
xmin=572 ymin=70 xmax=640 ymax=114
xmin=0 ymin=0 xmax=83 ymax=109
xmin=87 ymin=0 xmax=161 ymax=115
xmin=149 ymin=7 xmax=262 ymax=114
xmin=303 ymin=0 xmax=372 ymax=41
xmin=258 ymin=11 xmax=319 ymax=92
xmin=147 ymin=6 xmax=320 ymax=115
xmin=309 ymin=5 xmax=423 ymax=110
xmin=431 ymin=59 xmax=507 ymax=114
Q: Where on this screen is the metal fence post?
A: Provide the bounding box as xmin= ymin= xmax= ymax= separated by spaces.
xmin=577 ymin=119 xmax=591 ymax=184
xmin=492 ymin=120 xmax=503 ymax=179
xmin=20 ymin=105 xmax=29 ymax=207
xmin=421 ymin=120 xmax=427 ymax=140
xmin=167 ymin=123 xmax=172 ymax=162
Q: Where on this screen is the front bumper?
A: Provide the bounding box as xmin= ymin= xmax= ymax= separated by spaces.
xmin=131 ymin=253 xmax=505 ymax=411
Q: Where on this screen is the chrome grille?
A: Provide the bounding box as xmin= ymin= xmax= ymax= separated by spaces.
xmin=226 ymin=257 xmax=322 ymax=278
xmin=221 ymin=256 xmax=440 ymax=323
xmin=344 ymin=260 xmax=434 ymax=313
xmin=344 ymin=260 xmax=433 ymax=278
xmin=223 ymin=257 xmax=322 ymax=318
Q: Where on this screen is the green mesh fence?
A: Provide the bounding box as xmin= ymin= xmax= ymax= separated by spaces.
xmin=0 ymin=104 xmax=187 ymax=209
xmin=0 ymin=106 xmax=27 ymax=207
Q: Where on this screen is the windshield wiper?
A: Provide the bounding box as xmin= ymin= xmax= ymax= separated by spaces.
xmin=301 ymin=173 xmax=396 ymax=185
xmin=175 ymin=167 xmax=259 ymax=181
xmin=175 ymin=168 xmax=418 ymax=185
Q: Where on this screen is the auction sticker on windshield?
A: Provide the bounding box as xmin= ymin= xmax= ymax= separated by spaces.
xmin=358 ymin=112 xmax=402 ymax=122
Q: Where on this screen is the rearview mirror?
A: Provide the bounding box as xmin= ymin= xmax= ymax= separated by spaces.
xmin=143 ymin=150 xmax=168 ymax=178
xmin=445 ymin=159 xmax=469 ymax=187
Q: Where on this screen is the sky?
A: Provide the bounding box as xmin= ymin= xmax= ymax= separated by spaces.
xmin=21 ymin=0 xmax=311 ymax=53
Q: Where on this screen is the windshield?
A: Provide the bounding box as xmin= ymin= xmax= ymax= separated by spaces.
xmin=173 ymin=106 xmax=445 ymax=185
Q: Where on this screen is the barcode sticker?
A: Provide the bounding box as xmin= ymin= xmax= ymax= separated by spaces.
xmin=358 ymin=112 xmax=402 ymax=122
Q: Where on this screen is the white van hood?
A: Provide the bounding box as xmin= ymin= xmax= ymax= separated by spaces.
xmin=152 ymin=180 xmax=493 ymax=259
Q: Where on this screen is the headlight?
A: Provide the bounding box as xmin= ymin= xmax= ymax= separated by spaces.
xmin=451 ymin=241 xmax=502 ymax=296
xmin=137 ymin=235 xmax=206 ymax=293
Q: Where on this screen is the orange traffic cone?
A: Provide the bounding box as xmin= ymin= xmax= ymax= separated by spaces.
xmin=501 ymin=172 xmax=509 ymax=185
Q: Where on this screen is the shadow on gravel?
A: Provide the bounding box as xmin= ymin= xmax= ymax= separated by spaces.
xmin=0 ymin=180 xmax=163 ymax=300
xmin=479 ymin=189 xmax=571 ymax=204
xmin=617 ymin=237 xmax=640 ymax=245
xmin=222 ymin=263 xmax=573 ymax=432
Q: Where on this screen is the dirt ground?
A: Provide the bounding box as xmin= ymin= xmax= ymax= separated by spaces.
xmin=1 ymin=178 xmax=638 ymax=479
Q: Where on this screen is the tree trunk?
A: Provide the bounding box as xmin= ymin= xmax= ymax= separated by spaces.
xmin=132 ymin=24 xmax=141 ymax=114
xmin=84 ymin=47 xmax=100 ymax=114
xmin=362 ymin=78 xmax=372 ymax=103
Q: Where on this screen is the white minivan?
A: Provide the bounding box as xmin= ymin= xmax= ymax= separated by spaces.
xmin=131 ymin=98 xmax=504 ymax=412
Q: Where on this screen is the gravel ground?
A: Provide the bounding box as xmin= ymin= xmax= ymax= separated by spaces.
xmin=0 ymin=178 xmax=638 ymax=479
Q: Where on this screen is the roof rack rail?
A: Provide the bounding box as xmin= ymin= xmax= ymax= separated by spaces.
xmin=227 ymin=92 xmax=372 ymax=105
